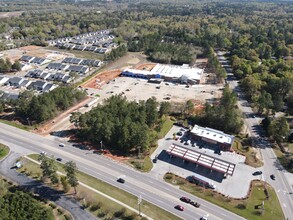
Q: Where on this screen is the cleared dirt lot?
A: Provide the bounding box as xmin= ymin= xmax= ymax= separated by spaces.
xmin=93 ymin=77 xmax=223 ymax=103
xmin=82 ymin=70 xmax=122 ymax=89
xmin=0 ymin=11 xmax=23 ymax=18
xmin=2 ymin=46 xmax=72 ymax=62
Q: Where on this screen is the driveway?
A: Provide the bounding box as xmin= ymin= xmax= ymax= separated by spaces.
xmin=150 ymin=125 xmax=257 ymax=198
xmin=0 ymin=151 xmax=97 ymax=220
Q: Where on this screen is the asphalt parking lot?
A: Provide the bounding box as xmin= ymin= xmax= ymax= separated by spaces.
xmin=89 ymin=76 xmax=223 ymax=103
xmin=150 ymin=125 xmax=258 ymax=199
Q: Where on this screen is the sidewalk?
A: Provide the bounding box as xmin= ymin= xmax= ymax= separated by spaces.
xmin=25 ymin=156 xmax=153 ymax=220
xmin=0 ymin=152 xmax=97 ymax=220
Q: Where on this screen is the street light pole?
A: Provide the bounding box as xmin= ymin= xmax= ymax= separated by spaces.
xmin=138 ymin=195 xmax=142 ymax=216
xmin=26 ymin=117 xmax=31 ymax=126
xmin=137 ymin=146 xmax=141 ymax=159
xmin=100 ymin=141 xmax=103 ymax=150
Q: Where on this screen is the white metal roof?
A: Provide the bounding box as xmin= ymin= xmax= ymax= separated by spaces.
xmin=123 ymin=63 xmax=203 ymax=81
xmin=191 ymin=125 xmax=234 ymax=145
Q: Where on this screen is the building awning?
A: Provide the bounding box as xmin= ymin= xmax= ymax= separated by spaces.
xmin=166 ymin=144 xmax=235 ymax=176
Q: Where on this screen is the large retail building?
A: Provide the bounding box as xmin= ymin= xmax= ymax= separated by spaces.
xmin=121 ymin=64 xmax=204 ymax=85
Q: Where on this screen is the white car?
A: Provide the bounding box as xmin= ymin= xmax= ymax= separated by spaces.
xmin=40 ymin=151 xmax=47 ymax=155
xmin=59 ymin=143 xmax=65 ymax=147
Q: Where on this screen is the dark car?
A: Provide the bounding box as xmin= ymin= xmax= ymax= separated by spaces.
xmin=174 ymin=205 xmax=184 ymax=211
xmin=117 ymin=178 xmax=125 ymax=183
xmin=56 ymin=158 xmax=62 ymax=162
xmin=270 ymin=174 xmax=276 ymax=180
xmin=252 ymin=171 xmax=262 ymax=176
xmin=190 ymin=201 xmax=200 ymax=208
xmin=180 ymin=196 xmax=191 ymax=203
xmin=177 ymin=131 xmax=183 ymax=136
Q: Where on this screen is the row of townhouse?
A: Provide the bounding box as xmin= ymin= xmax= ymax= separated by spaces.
xmin=55 ymin=43 xmax=114 ymax=54
xmin=61 ymin=57 xmax=102 ymax=67
xmin=19 ymin=55 xmax=51 ymax=65
xmin=25 ymin=69 xmax=72 ymax=84
xmin=0 ymin=76 xmax=56 ymax=93
xmin=46 ymin=63 xmax=89 ymax=75
xmin=48 ymin=30 xmax=113 ymax=46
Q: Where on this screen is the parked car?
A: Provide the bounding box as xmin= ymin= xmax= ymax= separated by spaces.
xmin=117 ymin=178 xmax=125 ymax=183
xmin=252 ymin=171 xmax=262 ymax=176
xmin=175 ymin=205 xmax=184 ymax=211
xmin=200 ymin=217 xmax=208 ymax=220
xmin=56 ymin=158 xmax=62 ymax=162
xmin=59 ymin=143 xmax=65 ymax=147
xmin=180 ymin=196 xmax=191 ymax=203
xmin=190 ymin=201 xmax=200 ymax=208
xmin=177 ymin=131 xmax=183 ymax=136
xmin=270 ymin=174 xmax=276 ymax=180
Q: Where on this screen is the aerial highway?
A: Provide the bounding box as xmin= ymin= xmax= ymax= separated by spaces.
xmin=0 ymin=122 xmax=245 ymax=220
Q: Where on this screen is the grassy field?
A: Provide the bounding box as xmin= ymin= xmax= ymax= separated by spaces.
xmin=232 ymin=139 xmax=263 ymax=167
xmin=46 ymin=47 xmax=104 ymax=60
xmin=157 ymin=116 xmax=174 ymax=139
xmin=0 ymin=119 xmax=32 ymax=131
xmin=164 ymin=173 xmax=284 ymax=220
xmin=25 ymin=154 xmax=180 ymax=220
xmin=0 ymin=144 xmax=9 ymax=160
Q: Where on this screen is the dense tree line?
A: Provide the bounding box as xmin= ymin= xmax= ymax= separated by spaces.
xmin=206 ymin=47 xmax=227 ymax=83
xmin=1 ymin=1 xmax=291 ymax=68
xmin=189 ymin=86 xmax=243 ymax=134
xmin=128 ymin=34 xmax=193 ymax=64
xmin=0 ymin=58 xmax=21 ymax=73
xmin=74 ymin=95 xmax=167 ymax=153
xmin=104 ymin=44 xmax=127 ymax=61
xmin=15 ymin=87 xmax=86 ymax=123
xmin=0 ymin=189 xmax=54 ymax=220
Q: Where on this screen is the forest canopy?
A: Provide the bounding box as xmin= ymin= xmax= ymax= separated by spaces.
xmin=74 ymin=95 xmax=166 ymax=153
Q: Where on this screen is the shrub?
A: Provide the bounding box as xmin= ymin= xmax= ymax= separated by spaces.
xmin=236 ymin=203 xmax=246 ymax=210
xmin=49 ymin=203 xmax=57 ymax=209
xmin=90 ymin=203 xmax=100 ymax=212
xmin=60 ymin=176 xmax=70 ymax=193
xmin=114 ymin=207 xmax=127 ymax=217
xmin=97 ymin=209 xmax=106 ymax=218
xmin=57 ymin=208 xmax=64 ymax=214
xmin=64 ymin=214 xmax=72 ymax=220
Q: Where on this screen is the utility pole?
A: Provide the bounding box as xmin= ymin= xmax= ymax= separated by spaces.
xmin=26 ymin=117 xmax=31 ymax=126
xmin=138 ymin=195 xmax=142 ymax=216
xmin=137 ymin=146 xmax=141 ymax=159
xmin=100 ymin=141 xmax=103 ymax=150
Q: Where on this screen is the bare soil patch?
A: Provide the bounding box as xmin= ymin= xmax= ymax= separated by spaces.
xmin=134 ymin=63 xmax=156 ymax=71
xmin=35 ymin=98 xmax=91 ymax=135
xmin=82 ymin=70 xmax=122 ymax=89
xmin=0 ymin=11 xmax=23 ymax=18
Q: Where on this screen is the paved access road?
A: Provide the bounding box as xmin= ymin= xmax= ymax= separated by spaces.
xmin=0 ymin=122 xmax=245 ymax=220
xmin=225 ymin=61 xmax=293 ymax=220
xmin=0 ymin=151 xmax=97 ymax=220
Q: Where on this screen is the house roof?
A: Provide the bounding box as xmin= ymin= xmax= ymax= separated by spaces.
xmin=43 ymin=83 xmax=55 ymax=92
xmin=32 ymin=80 xmax=47 ymax=88
xmin=47 ymin=63 xmax=67 ymax=70
xmin=31 ymin=57 xmax=46 ymax=64
xmin=19 ymin=79 xmax=31 ymax=87
xmin=9 ymin=77 xmax=23 ymax=84
xmin=1 ymin=92 xmax=19 ymax=100
xmin=20 ymin=55 xmax=34 ymax=62
xmin=67 ymin=65 xmax=88 ymax=74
